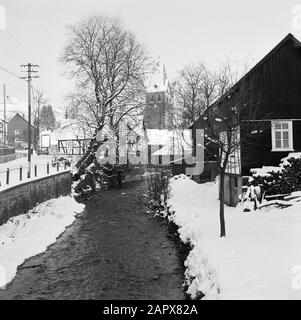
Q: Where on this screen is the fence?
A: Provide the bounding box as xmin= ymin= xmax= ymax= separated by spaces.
xmin=0 ymin=160 xmax=71 ymax=190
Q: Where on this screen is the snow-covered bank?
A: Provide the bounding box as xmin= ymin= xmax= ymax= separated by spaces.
xmin=0 ymin=196 xmax=85 ymax=288
xmin=0 ymin=155 xmax=70 ymax=192
xmin=167 ymin=175 xmax=301 ymax=300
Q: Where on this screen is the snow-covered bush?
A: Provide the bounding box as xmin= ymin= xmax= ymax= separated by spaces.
xmin=147 ymin=169 xmax=171 ymax=214
xmin=280 ymin=156 xmax=301 ymax=192
xmin=250 ymin=168 xmax=287 ymax=197
xmin=73 ymin=162 xmax=125 ymax=194
xmin=251 ymin=154 xmax=301 ymax=197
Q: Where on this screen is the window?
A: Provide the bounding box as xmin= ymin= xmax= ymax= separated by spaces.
xmin=271 ymin=121 xmax=293 ymax=151
xmin=15 ymin=129 xmax=20 ymax=136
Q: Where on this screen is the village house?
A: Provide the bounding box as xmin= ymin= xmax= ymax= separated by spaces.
xmin=192 ymin=33 xmax=301 ymax=206
xmin=7 ymin=113 xmax=35 ymax=149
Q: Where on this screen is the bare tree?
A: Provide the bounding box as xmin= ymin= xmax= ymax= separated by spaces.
xmin=173 ymin=63 xmax=218 ymax=128
xmin=201 ymin=64 xmax=267 ymax=237
xmin=202 ymin=101 xmax=240 ymax=237
xmin=32 ymin=88 xmax=48 ymax=151
xmin=61 ymin=14 xmax=150 ymax=187
xmin=62 ymin=15 xmax=149 ymax=130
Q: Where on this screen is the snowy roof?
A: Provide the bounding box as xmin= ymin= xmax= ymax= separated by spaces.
xmin=41 ymin=119 xmax=93 ymax=145
xmin=145 ymin=129 xmax=170 ymax=145
xmin=146 ymin=129 xmax=193 ymax=156
xmin=146 ymin=63 xmax=169 ymax=93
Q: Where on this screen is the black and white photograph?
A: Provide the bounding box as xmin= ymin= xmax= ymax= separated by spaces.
xmin=0 ymin=0 xmax=301 ymax=306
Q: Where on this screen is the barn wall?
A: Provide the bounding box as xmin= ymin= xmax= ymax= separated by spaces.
xmin=241 ymin=121 xmax=301 ymax=175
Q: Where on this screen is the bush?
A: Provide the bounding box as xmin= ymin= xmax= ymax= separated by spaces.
xmin=147 ymin=169 xmax=171 ymax=213
xmin=251 ymin=157 xmax=301 ymax=197
xmin=281 ymin=157 xmax=301 ymax=192
xmin=73 ymin=162 xmax=126 ymax=194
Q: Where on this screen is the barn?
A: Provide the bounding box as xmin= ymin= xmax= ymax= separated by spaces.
xmin=192 ymin=33 xmax=301 ymax=206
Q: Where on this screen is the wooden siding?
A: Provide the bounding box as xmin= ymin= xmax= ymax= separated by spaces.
xmin=241 ymin=120 xmax=301 ymax=175
xmin=192 ymin=34 xmax=301 ymax=177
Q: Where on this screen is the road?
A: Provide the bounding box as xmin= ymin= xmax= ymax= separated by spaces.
xmin=0 ymin=180 xmax=185 ymax=300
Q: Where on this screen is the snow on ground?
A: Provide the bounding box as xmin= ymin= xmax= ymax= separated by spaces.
xmin=0 ymin=155 xmax=54 ymax=172
xmin=0 ymin=196 xmax=85 ymax=288
xmin=167 ymin=175 xmax=301 ymax=300
xmin=0 ymin=155 xmax=70 ymax=191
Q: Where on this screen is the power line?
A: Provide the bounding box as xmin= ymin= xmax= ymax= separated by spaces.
xmin=0 ymin=65 xmax=23 ymax=80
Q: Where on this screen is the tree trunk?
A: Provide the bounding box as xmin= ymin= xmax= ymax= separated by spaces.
xmin=219 ymin=169 xmax=226 ymax=237
xmin=74 ymin=127 xmax=104 ymax=178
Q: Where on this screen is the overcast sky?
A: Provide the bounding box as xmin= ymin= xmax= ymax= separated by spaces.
xmin=0 ymin=0 xmax=300 ymax=114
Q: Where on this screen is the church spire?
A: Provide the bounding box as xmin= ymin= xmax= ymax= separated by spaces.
xmin=146 ymin=62 xmax=169 ymax=93
xmin=163 ymin=64 xmax=168 ymax=87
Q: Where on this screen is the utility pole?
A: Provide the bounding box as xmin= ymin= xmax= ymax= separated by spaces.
xmin=21 ymin=63 xmax=39 ymax=178
xmin=3 ymin=84 xmax=6 ymax=148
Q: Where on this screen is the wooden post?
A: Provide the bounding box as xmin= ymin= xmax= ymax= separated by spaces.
xmin=20 ymin=166 xmax=22 ymax=181
xmin=6 ymin=168 xmax=9 ymax=185
xmin=3 ymin=84 xmax=6 ymax=149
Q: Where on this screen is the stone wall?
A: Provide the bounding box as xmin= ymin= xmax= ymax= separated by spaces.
xmin=0 ymin=147 xmax=16 ymax=164
xmin=0 ymin=171 xmax=72 ymax=225
xmin=0 ymin=147 xmax=15 ymax=156
xmin=0 ymin=154 xmax=17 ymax=164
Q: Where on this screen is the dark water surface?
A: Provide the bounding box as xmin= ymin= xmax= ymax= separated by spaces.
xmin=0 ymin=180 xmax=185 ymax=300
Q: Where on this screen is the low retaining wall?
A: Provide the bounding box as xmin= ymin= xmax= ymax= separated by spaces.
xmin=0 ymin=154 xmax=17 ymax=164
xmin=0 ymin=147 xmax=15 ymax=156
xmin=0 ymin=171 xmax=72 ymax=225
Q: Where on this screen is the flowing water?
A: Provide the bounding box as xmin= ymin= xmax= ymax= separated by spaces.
xmin=0 ymin=180 xmax=185 ymax=300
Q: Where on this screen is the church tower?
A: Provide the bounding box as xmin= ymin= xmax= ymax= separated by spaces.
xmin=143 ymin=64 xmax=173 ymax=130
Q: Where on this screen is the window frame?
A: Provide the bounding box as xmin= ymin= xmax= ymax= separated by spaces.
xmin=271 ymin=120 xmax=294 ymax=152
